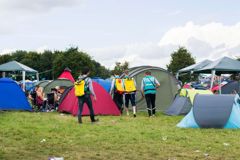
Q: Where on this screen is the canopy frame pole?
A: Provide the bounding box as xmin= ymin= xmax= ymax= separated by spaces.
xmin=22 ymin=71 xmax=26 ymax=91
xmin=176 ymin=72 xmax=179 ymax=79
xmin=210 ymin=70 xmax=216 ymax=89
xmin=219 ymin=74 xmax=222 ymax=94
xmin=2 ymin=72 xmax=5 ymax=77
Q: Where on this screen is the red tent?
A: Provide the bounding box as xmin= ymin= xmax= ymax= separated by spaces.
xmin=58 ymin=68 xmax=75 ymax=83
xmin=58 ymin=81 xmax=120 ymax=116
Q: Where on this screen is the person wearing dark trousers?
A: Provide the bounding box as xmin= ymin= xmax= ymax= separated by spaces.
xmin=76 ymin=67 xmax=98 ymax=124
xmin=123 ymin=70 xmax=137 ymax=117
xmin=109 ymin=74 xmax=124 ymax=114
xmin=141 ymin=70 xmax=160 ymax=117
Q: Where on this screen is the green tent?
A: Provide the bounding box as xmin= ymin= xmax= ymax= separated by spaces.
xmin=122 ymin=66 xmax=178 ymax=111
xmin=43 ymin=79 xmax=73 ymax=95
xmin=34 ymin=80 xmax=51 ymax=88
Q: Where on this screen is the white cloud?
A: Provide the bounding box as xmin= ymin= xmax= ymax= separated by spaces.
xmin=159 ymin=21 xmax=240 ymax=60
xmin=87 ymin=22 xmax=240 ymax=69
xmin=86 ymin=42 xmax=178 ymax=69
xmin=0 ymin=0 xmax=83 ymax=13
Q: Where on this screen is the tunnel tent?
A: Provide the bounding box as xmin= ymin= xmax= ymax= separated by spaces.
xmin=121 ymin=66 xmax=178 ymax=112
xmin=92 ymin=77 xmax=111 ymax=93
xmin=177 ymin=94 xmax=240 ymax=129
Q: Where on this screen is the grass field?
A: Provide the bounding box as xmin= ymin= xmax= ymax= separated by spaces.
xmin=1 ymin=111 xmax=240 ymax=160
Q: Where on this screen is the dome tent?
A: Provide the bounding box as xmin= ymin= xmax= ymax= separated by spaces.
xmin=58 ymin=82 xmax=120 ymax=116
xmin=121 ymin=66 xmax=178 ymax=112
xmin=0 ymin=78 xmax=32 ymax=111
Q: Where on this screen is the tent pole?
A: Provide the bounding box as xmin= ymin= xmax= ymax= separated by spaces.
xmin=22 ymin=71 xmax=26 ymax=91
xmin=36 ymin=72 xmax=39 ymax=82
xmin=210 ymin=70 xmax=216 ymax=90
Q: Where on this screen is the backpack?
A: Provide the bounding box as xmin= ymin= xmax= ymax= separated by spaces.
xmin=124 ymin=78 xmax=136 ymax=93
xmin=115 ymin=78 xmax=124 ymax=94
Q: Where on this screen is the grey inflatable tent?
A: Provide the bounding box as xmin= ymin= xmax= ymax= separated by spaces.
xmin=165 ymin=95 xmax=192 ymax=115
xmin=177 ymin=94 xmax=240 ymax=128
xmin=121 ymin=66 xmax=178 ymax=111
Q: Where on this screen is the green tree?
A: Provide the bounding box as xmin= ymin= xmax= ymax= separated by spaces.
xmin=111 ymin=61 xmax=129 ymax=75
xmin=167 ymin=47 xmax=195 ymax=83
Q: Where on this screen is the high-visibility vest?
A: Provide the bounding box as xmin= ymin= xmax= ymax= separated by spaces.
xmin=143 ymin=76 xmax=156 ymax=94
xmin=124 ymin=78 xmax=136 ymax=93
xmin=115 ymin=78 xmax=124 ymax=94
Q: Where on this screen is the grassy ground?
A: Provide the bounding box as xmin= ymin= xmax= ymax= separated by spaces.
xmin=1 ymin=111 xmax=240 ymax=160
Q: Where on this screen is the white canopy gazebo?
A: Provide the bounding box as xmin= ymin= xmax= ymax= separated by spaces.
xmin=0 ymin=60 xmax=39 ymax=90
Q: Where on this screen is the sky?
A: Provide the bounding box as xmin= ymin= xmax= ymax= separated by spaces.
xmin=0 ymin=0 xmax=240 ymax=69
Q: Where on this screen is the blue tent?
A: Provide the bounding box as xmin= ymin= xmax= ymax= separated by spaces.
xmin=177 ymin=94 xmax=240 ymax=129
xmin=92 ymin=77 xmax=111 ymax=93
xmin=0 ymin=78 xmax=32 ymax=111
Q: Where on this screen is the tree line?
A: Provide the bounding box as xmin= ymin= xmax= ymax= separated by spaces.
xmin=0 ymin=47 xmax=111 ymax=80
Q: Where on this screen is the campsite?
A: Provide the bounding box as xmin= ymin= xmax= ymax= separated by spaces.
xmin=1 ymin=1 xmax=240 ymax=160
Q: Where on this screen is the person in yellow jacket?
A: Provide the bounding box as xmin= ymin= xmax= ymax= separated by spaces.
xmin=109 ymin=73 xmax=124 ymax=114
xmin=123 ymin=70 xmax=137 ymax=117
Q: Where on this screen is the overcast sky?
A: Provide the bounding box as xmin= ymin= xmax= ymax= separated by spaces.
xmin=0 ymin=0 xmax=240 ymax=69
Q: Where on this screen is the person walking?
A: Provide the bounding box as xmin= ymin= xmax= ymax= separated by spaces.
xmin=74 ymin=67 xmax=98 ymax=124
xmin=109 ymin=73 xmax=124 ymax=114
xmin=141 ymin=70 xmax=160 ymax=117
xmin=123 ymin=70 xmax=137 ymax=117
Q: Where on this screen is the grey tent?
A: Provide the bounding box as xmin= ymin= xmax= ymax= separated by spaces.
xmin=177 ymin=94 xmax=239 ymax=128
xmin=222 ymin=81 xmax=240 ymax=94
xmin=34 ymin=80 xmax=51 ymax=88
xmin=43 ymin=79 xmax=73 ymax=95
xmin=121 ymin=66 xmax=178 ymax=111
xmin=164 ymin=95 xmax=192 ymax=115
xmin=0 ymin=60 xmax=39 ymax=90
xmin=193 ymin=94 xmax=235 ymax=128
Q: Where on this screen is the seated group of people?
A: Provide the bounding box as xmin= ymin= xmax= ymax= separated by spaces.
xmin=28 ymin=85 xmax=65 ymax=112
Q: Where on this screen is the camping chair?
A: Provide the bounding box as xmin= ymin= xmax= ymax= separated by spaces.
xmin=45 ymin=93 xmax=55 ymax=111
